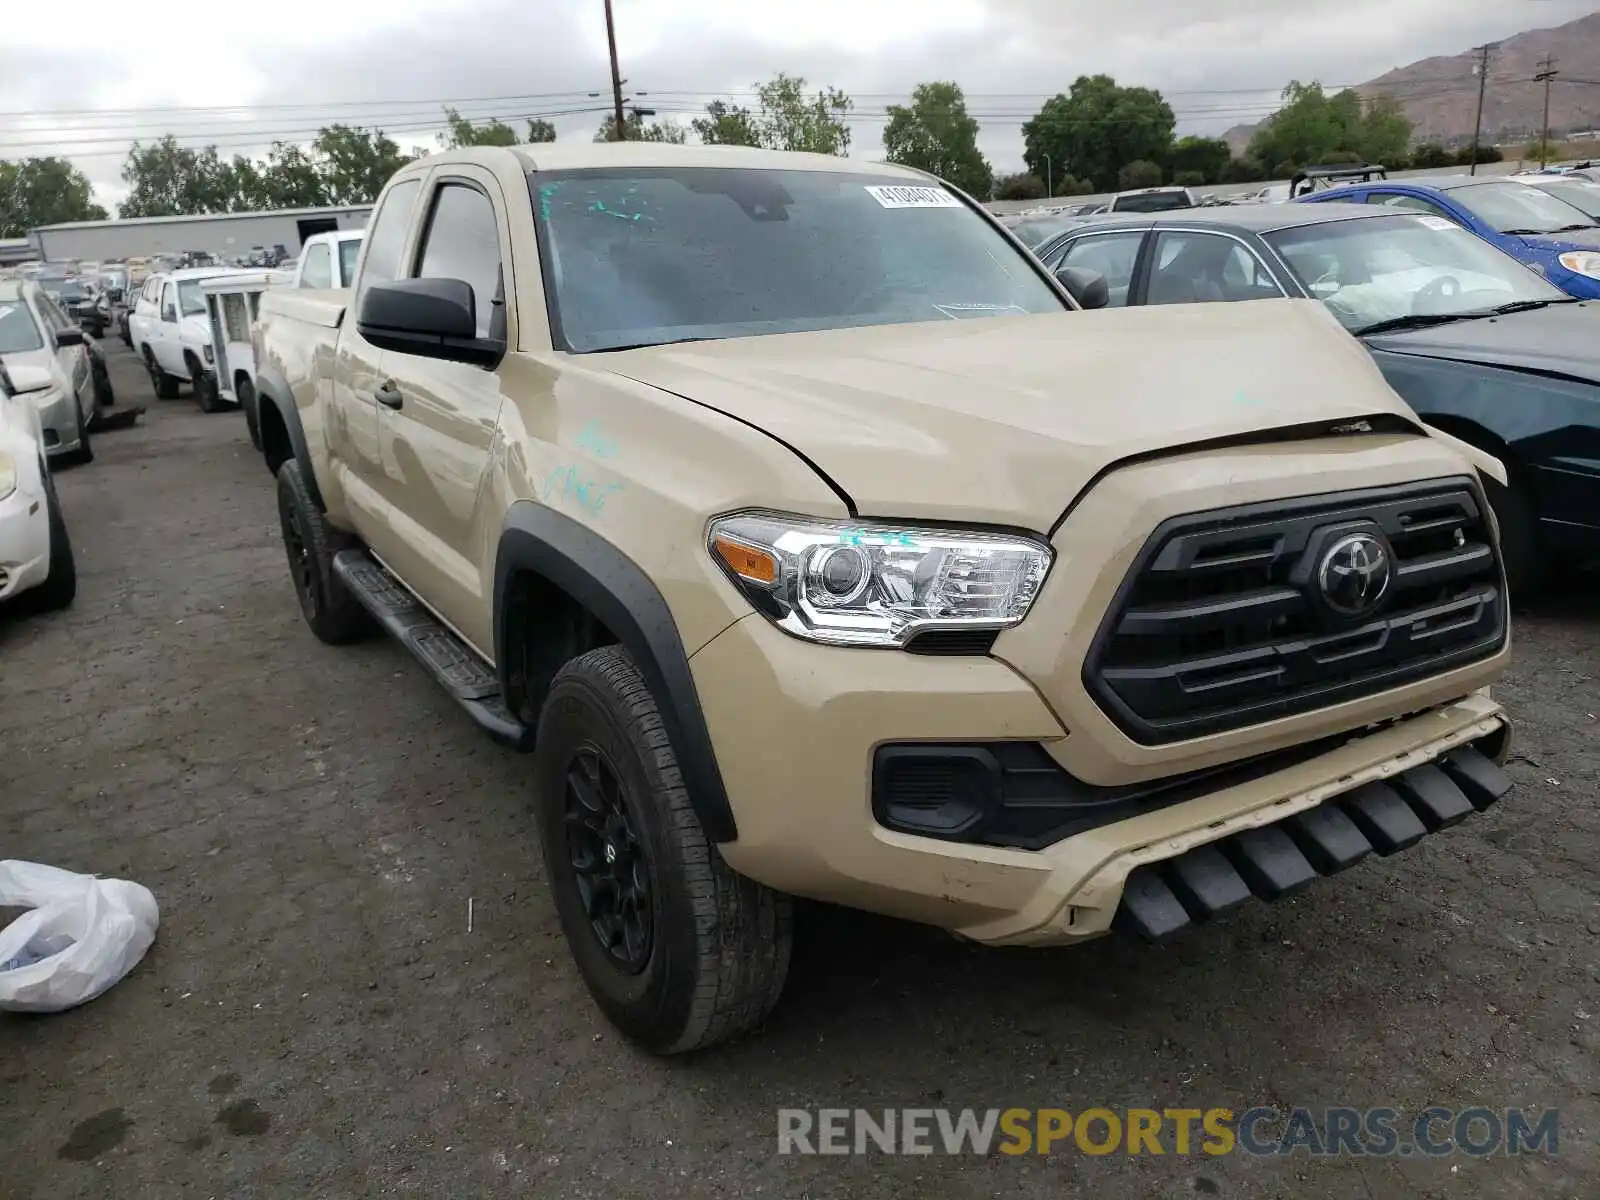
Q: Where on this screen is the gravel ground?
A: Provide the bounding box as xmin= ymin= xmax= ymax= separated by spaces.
xmin=1 ymin=344 xmax=1597 ymax=1200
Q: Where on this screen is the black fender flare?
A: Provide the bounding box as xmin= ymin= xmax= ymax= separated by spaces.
xmin=494 ymin=500 xmax=737 ymax=843
xmin=254 ymin=366 xmax=323 ymax=509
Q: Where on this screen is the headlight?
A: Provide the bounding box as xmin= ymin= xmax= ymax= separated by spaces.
xmin=0 ymin=447 xmax=15 ymax=500
xmin=1557 ymin=250 xmax=1600 ymax=278
xmin=707 ymin=511 xmax=1053 ymax=648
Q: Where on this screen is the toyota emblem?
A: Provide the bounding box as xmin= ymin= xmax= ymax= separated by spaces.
xmin=1318 ymin=532 xmax=1392 ymax=617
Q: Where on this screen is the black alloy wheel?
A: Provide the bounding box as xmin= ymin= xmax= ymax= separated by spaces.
xmin=564 ymin=745 xmax=653 ymax=972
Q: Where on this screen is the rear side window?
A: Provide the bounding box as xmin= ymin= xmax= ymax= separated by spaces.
xmin=356 ymin=178 xmax=422 ymax=300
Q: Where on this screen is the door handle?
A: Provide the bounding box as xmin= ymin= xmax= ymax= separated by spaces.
xmin=373 ymin=380 xmax=403 ymax=409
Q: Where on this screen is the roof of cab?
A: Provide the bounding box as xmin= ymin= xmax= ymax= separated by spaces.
xmin=503 ymin=141 xmax=933 ymax=178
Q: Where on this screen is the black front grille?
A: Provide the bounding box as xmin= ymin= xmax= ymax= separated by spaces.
xmin=1085 ymin=478 xmax=1506 ymax=744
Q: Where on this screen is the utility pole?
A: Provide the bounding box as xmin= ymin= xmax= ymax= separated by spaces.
xmin=1469 ymin=43 xmax=1494 ymax=175
xmin=1536 ymin=54 xmax=1559 ymax=167
xmin=603 ymin=0 xmax=627 ymax=141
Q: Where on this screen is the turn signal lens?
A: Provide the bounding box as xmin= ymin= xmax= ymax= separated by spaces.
xmin=711 ymin=533 xmax=779 ymax=585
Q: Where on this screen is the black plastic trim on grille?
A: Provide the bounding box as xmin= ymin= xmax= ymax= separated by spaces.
xmin=1115 ymin=744 xmax=1513 ymax=941
xmin=1083 ymin=478 xmax=1507 ymax=746
xmin=903 ymin=628 xmax=1001 ymax=656
xmin=874 ymin=729 xmax=1362 ymax=849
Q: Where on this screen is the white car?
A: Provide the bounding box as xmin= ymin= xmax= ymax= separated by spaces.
xmin=128 ymin=267 xmax=244 ymax=407
xmin=0 ymin=362 xmax=76 ymax=612
xmin=0 ymin=279 xmax=96 ymax=465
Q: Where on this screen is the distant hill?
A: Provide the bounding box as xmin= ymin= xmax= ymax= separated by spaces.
xmin=1222 ymin=10 xmax=1600 ymax=153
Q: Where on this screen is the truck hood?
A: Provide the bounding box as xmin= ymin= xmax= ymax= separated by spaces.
xmin=1362 ymin=301 xmax=1600 ymax=384
xmin=604 ymin=300 xmax=1426 ymax=528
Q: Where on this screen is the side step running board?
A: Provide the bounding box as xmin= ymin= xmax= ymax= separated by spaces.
xmin=332 ymin=550 xmax=533 ymax=750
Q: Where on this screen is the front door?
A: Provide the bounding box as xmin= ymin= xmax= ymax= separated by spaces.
xmin=327 ymin=175 xmax=425 ymax=551
xmin=154 ymin=282 xmax=184 ymax=374
xmin=373 ymin=169 xmax=513 ymax=656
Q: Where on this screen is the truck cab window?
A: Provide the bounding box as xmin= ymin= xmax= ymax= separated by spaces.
xmin=301 ymin=243 xmax=332 ymax=289
xmin=356 ymin=178 xmax=422 ymax=302
xmin=414 ymin=183 xmax=502 ymax=339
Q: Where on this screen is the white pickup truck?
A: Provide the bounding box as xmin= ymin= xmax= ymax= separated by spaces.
xmin=200 ymin=230 xmax=365 ymax=438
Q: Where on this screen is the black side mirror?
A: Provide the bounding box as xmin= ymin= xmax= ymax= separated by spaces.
xmin=357 ymin=278 xmax=505 ymax=368
xmin=53 ymin=327 xmax=86 ymax=347
xmin=1056 ymin=265 xmax=1110 ymax=310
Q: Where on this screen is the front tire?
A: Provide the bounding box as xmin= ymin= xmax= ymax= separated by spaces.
xmin=28 ymin=463 xmax=76 ymax=611
xmin=275 ymin=460 xmax=371 ymax=644
xmin=1485 ymin=475 xmax=1543 ymax=603
xmin=92 ymin=356 xmax=115 ymax=408
xmin=534 ymin=645 xmax=791 ymax=1054
xmin=61 ymin=400 xmax=93 ymax=466
xmin=188 ymin=354 xmax=223 ymax=412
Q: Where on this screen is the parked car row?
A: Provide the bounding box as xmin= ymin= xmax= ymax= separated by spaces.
xmin=1027 ymin=195 xmax=1600 ymax=593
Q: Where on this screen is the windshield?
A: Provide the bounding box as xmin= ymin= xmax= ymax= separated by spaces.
xmin=1446 ymin=181 xmax=1597 ymax=234
xmin=337 ymin=237 xmax=363 ymax=285
xmin=530 ymin=167 xmax=1066 ymax=352
xmin=0 ymin=298 xmax=45 ymax=353
xmin=1527 ymin=179 xmax=1600 ymax=220
xmin=176 ymin=280 xmax=208 ymax=316
xmin=1113 ymin=191 xmax=1192 ymax=213
xmin=1266 ymin=213 xmax=1569 ymax=333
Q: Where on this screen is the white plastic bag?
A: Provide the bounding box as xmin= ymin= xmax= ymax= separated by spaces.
xmin=0 ymin=860 xmax=159 ymax=1013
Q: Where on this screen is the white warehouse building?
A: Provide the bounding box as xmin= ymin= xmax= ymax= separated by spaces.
xmin=29 ymin=204 xmax=372 ymax=264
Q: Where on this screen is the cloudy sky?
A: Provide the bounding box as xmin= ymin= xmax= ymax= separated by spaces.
xmin=3 ymin=0 xmax=1595 ymax=211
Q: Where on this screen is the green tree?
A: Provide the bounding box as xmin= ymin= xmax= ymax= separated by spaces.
xmin=1456 ymin=144 xmax=1502 ymax=166
xmin=119 ymin=137 xmax=241 ymax=217
xmin=593 ymin=111 xmax=687 ymax=143
xmin=1167 ymin=135 xmax=1231 ymax=185
xmin=882 ymin=81 xmax=992 ymax=197
xmin=1118 ymin=159 xmax=1164 ymax=189
xmin=993 ymin=172 xmax=1046 ymax=201
xmin=1173 ymin=169 xmax=1206 ymax=187
xmin=691 ymin=100 xmax=763 ymax=147
xmin=527 ymin=119 xmax=557 ymax=143
xmin=257 ymin=143 xmax=331 ymax=209
xmin=1248 ymin=81 xmax=1412 ymax=173
xmin=314 ymin=125 xmax=412 ymax=204
xmin=753 ymin=73 xmax=852 ymax=155
xmin=1220 ymin=156 xmax=1269 ymax=184
xmin=1411 ymin=143 xmax=1455 ymax=169
xmin=1022 ymin=75 xmax=1176 ymax=194
xmin=441 ymin=107 xmax=520 ymax=148
xmin=0 ymin=157 xmax=107 ymax=235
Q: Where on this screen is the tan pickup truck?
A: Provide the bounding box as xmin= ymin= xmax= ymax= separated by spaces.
xmin=252 ymin=144 xmax=1515 ymax=1054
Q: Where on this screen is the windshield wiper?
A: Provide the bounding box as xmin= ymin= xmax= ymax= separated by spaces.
xmin=1354 ymin=312 xmax=1484 ymax=336
xmin=1500 ymin=227 xmax=1558 ymax=236
xmin=1488 ymin=298 xmax=1577 ymax=316
xmin=593 ymin=336 xmax=717 ymax=354
xmin=1552 ymin=223 xmax=1598 ymax=232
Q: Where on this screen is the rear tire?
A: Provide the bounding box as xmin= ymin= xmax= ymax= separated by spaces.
xmin=29 ymin=463 xmax=77 ymax=611
xmin=188 ymin=353 xmax=223 ymax=412
xmin=238 ymin=377 xmax=261 ymax=450
xmin=275 ymin=460 xmax=371 ymax=645
xmin=278 ymin=464 xmax=374 ymax=649
xmin=143 ymin=347 xmax=179 ymax=400
xmin=534 ymin=645 xmax=791 ymax=1054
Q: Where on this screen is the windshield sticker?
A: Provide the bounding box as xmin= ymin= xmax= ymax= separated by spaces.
xmin=865 ymin=185 xmax=961 ymax=210
xmin=1417 ymin=215 xmax=1456 ymax=231
xmin=0 ymin=304 xmax=15 ymax=320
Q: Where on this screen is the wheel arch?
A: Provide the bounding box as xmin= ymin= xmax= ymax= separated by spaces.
xmin=254 ymin=367 xmax=320 ymax=504
xmin=495 ymin=500 xmax=738 ymax=843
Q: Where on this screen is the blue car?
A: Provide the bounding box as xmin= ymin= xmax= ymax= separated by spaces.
xmin=1296 ymin=175 xmax=1600 ymax=300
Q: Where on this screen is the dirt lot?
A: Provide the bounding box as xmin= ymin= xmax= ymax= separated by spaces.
xmin=1 ymin=343 xmax=1597 ymax=1199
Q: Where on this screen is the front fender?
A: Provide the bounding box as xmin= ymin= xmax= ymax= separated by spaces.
xmin=254 ymin=366 xmax=324 ymax=508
